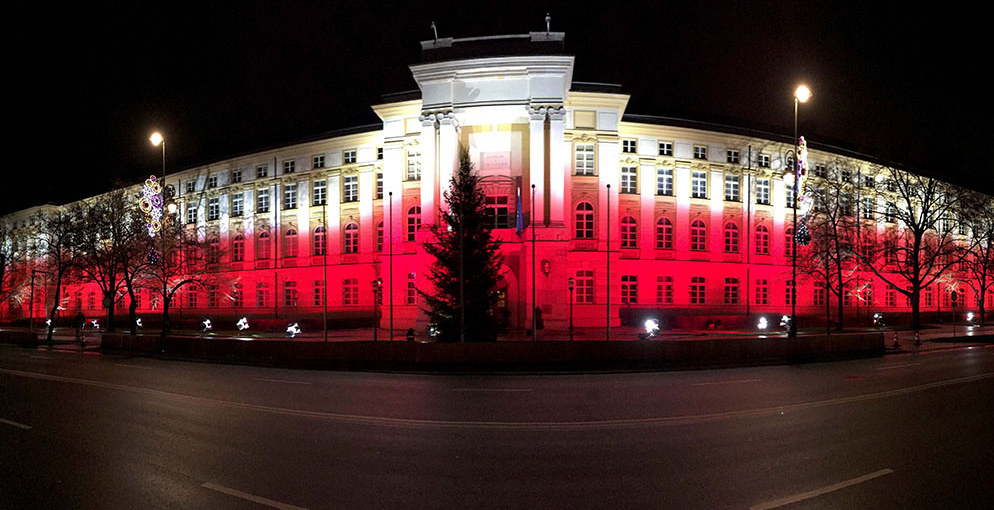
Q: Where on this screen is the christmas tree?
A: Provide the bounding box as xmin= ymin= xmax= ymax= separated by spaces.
xmin=420 ymin=146 xmax=505 ymax=342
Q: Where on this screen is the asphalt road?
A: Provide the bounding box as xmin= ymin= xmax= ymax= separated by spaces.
xmin=2 ymin=344 xmax=993 ymax=509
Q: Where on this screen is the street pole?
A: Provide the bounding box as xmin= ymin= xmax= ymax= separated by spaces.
xmin=606 ymin=183 xmax=611 ymax=342
xmin=568 ymin=277 xmax=574 ymax=342
xmin=532 ymin=184 xmax=537 ymax=342
xmin=389 ymin=191 xmax=393 ymax=341
xmin=323 ymin=201 xmax=328 ymax=342
xmin=29 ymin=270 xmax=35 ymax=333
xmin=789 ymin=96 xmax=799 ymax=338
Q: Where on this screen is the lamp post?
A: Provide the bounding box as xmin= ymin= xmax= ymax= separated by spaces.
xmin=149 ymin=132 xmax=168 ymax=337
xmin=567 ymin=276 xmax=574 ymax=342
xmin=789 ymin=85 xmax=810 ymax=338
xmin=372 ymin=278 xmax=382 ymax=341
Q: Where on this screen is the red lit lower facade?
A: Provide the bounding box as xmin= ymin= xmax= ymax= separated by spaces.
xmin=2 ymin=34 xmax=985 ymax=332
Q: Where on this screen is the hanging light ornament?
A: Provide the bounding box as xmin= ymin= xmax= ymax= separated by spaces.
xmin=794 ymin=137 xmax=813 ymax=246
xmin=140 ymin=175 xmax=164 ymax=237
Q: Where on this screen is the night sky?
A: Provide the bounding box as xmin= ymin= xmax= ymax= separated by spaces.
xmin=6 ymin=1 xmax=986 ymax=215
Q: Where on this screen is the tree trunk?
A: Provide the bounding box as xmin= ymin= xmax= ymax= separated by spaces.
xmin=46 ymin=274 xmax=63 ymax=343
xmin=105 ymin=284 xmax=116 ymax=332
xmin=160 ymin=293 xmax=171 ymax=338
xmin=128 ymin=296 xmax=138 ymax=336
xmin=911 ymin=289 xmax=921 ymax=330
xmin=836 ymin=292 xmax=845 ymax=332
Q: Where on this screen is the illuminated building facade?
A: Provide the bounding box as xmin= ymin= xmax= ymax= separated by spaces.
xmin=2 ymin=33 xmax=982 ymax=332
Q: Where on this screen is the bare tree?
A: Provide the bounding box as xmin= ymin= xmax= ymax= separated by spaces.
xmin=35 ymin=205 xmax=84 ymax=342
xmin=0 ymin=222 xmax=27 ymax=311
xmin=857 ymin=166 xmax=975 ymax=330
xmin=960 ymin=194 xmax=994 ymax=326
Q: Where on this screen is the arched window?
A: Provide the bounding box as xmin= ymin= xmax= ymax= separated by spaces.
xmin=313 ymin=226 xmax=326 ymax=256
xmin=283 ymin=228 xmax=298 ymax=258
xmin=690 ymin=220 xmax=707 ymax=251
xmin=257 ymin=231 xmax=271 ymax=260
xmin=755 ymin=224 xmax=770 ymax=255
xmin=575 ymin=202 xmax=594 ymax=239
xmin=376 ymin=221 xmax=384 ymax=252
xmin=232 ymin=235 xmax=244 ymax=262
xmin=407 ymin=206 xmax=421 ymax=241
xmin=620 ymin=216 xmax=637 ymax=248
xmin=343 ymin=223 xmax=358 ymax=254
xmin=207 ymin=238 xmax=220 ymax=264
xmin=655 ymin=218 xmax=673 ymax=250
xmin=724 ymin=223 xmax=739 ymax=253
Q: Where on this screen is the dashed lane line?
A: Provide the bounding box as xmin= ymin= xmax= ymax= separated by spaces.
xmin=202 ymin=483 xmax=312 ymax=510
xmin=0 ymin=417 xmax=32 ymax=430
xmin=749 ymin=468 xmax=894 ymax=510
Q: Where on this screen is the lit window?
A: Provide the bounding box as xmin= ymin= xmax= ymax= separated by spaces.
xmin=621 ymin=216 xmax=637 ymax=249
xmin=232 ymin=193 xmax=244 ymax=217
xmin=313 ymin=180 xmax=327 ymax=206
xmin=407 ymin=206 xmax=421 ymax=241
xmin=406 ymin=149 xmax=420 ymax=180
xmin=283 ymin=229 xmax=298 ymax=258
xmin=575 ymin=202 xmax=594 ymax=239
xmin=186 ymin=205 xmax=196 ymax=224
xmin=343 ymin=175 xmax=358 ymax=203
xmin=755 ymin=224 xmax=770 ymax=255
xmin=655 ymin=218 xmax=673 ymax=250
xmin=690 ymin=220 xmax=707 ymax=251
xmin=724 ymin=223 xmax=739 ymax=253
xmin=576 ymin=270 xmax=594 ymax=304
xmin=690 ymin=276 xmax=706 ymax=304
xmin=621 ymin=275 xmax=638 ymax=304
xmin=376 ymin=173 xmax=383 ymax=199
xmin=575 ymin=144 xmax=595 ymax=176
xmin=620 ymin=166 xmax=638 ymax=194
xmin=283 ymin=184 xmax=297 ymax=210
xmin=343 ymin=223 xmax=358 ymax=254
xmin=656 ymin=168 xmax=673 ymax=196
xmin=208 ymin=198 xmax=219 ymax=221
xmin=692 ymin=171 xmax=707 ymax=198
xmin=257 ymin=189 xmax=270 ymax=213
xmin=756 ymin=179 xmax=770 ymax=205
xmin=313 ymin=226 xmax=326 ymax=256
xmin=758 ymin=154 xmax=770 ymax=168
xmin=724 ymin=174 xmax=740 ymax=201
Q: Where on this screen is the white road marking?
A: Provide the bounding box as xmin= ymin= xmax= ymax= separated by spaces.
xmin=876 ymin=363 xmax=921 ymax=370
xmin=451 ymin=388 xmax=533 ymax=392
xmin=29 ymin=356 xmax=54 ymax=360
xmin=691 ymin=379 xmax=763 ymax=386
xmin=115 ymin=364 xmax=151 ymax=370
xmin=749 ymin=468 xmax=894 ymax=510
xmin=0 ymin=417 xmax=32 ymax=430
xmin=252 ymin=378 xmax=312 ymax=385
xmin=202 ymin=482 xmax=311 ymax=510
xmin=1 ymin=367 xmax=991 ymax=431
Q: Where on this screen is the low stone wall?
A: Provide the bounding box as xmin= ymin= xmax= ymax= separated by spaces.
xmin=100 ymin=332 xmax=885 ymax=368
xmin=0 ymin=330 xmax=40 ymax=347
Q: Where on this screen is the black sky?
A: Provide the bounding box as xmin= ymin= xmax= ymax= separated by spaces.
xmin=6 ymin=0 xmax=987 ymax=215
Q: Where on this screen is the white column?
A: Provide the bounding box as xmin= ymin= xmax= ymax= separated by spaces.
xmin=437 ymin=112 xmax=458 ymax=216
xmin=548 ymin=107 xmax=566 ymax=226
xmin=244 ymin=188 xmax=255 ymax=261
xmin=359 ymin=169 xmax=374 ymax=253
xmin=675 ymin=165 xmax=691 ymax=253
xmin=772 ymin=177 xmax=786 ymax=258
xmin=597 ymin=139 xmax=620 ymax=251
xmin=529 ymin=107 xmax=546 ymax=225
xmin=297 ymin=178 xmax=310 ymax=258
xmin=639 ymin=162 xmax=655 ymax=253
xmin=418 ymin=116 xmax=437 ymax=225
xmin=710 ymin=169 xmax=724 ymax=260
xmin=327 ymin=176 xmax=341 ymax=256
xmin=382 ymin=143 xmax=404 ymax=246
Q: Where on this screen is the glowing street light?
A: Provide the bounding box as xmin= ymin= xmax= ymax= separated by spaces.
xmin=149 ymin=132 xmax=164 ymax=147
xmin=795 ymin=85 xmax=812 ymax=104
xmin=789 ymin=84 xmax=811 ymax=338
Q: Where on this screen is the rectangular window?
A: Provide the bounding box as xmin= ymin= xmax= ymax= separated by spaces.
xmin=656 ymin=276 xmax=673 ymax=304
xmin=186 ymin=180 xmax=195 ymax=194
xmin=576 ymin=271 xmax=594 ymax=304
xmin=313 ymin=154 xmax=325 ymax=169
xmin=575 ymin=144 xmax=595 ymax=176
xmin=186 ymin=205 xmax=196 ymax=224
xmin=376 ymin=173 xmax=384 ymax=199
xmin=343 ymin=175 xmax=358 ymax=203
xmin=620 ymin=166 xmax=638 ymax=194
xmin=344 ymin=150 xmax=357 ymax=164
xmin=862 ymin=197 xmax=875 ymax=219
xmin=232 ymin=283 xmax=243 ymax=307
xmin=208 ymin=175 xmax=218 ymax=188
xmin=786 ymin=185 xmax=796 ymax=208
xmin=186 ymin=287 xmax=198 ymax=308
xmin=785 ymin=280 xmax=795 ymax=305
xmin=814 ymin=164 xmax=827 ymax=178
xmin=693 ymin=145 xmax=708 ymax=160
xmin=485 ymin=195 xmax=510 ymax=229
xmin=726 ymin=149 xmax=740 ymax=164
xmin=207 ymin=197 xmax=219 ymax=221
xmin=231 ymin=169 xmax=242 ymax=183
xmin=621 ymin=275 xmax=638 ymax=304
xmin=622 ymin=139 xmax=637 ymax=153
xmin=658 ymin=141 xmax=673 ymax=156
xmin=208 ymin=285 xmax=219 ymax=308
xmin=724 ymin=278 xmax=739 ymax=305
xmin=283 ymin=184 xmax=297 ymax=210
xmin=863 ymin=176 xmax=875 ymax=188
xmin=406 ymin=273 xmax=417 ymax=305
xmin=690 ymin=276 xmax=706 ymax=304
xmin=756 ymin=179 xmax=770 ymax=205
xmin=755 ymin=279 xmax=769 ymax=305
xmin=758 ymin=154 xmax=771 ymax=168
xmin=406 ymin=149 xmax=421 ymax=180
xmin=814 ymin=283 xmax=827 ymax=306
xmin=232 ymin=193 xmax=244 ymax=217
xmin=257 ymin=189 xmax=270 ymax=213
xmin=656 ymin=168 xmax=673 ymax=196
xmin=313 ymin=180 xmax=327 ymax=206
xmin=283 ymin=281 xmax=298 ymax=307
xmin=691 ymin=171 xmax=708 ymax=199
xmin=377 ymin=147 xmax=383 ymax=160
xmin=343 ymin=279 xmax=358 ymax=305
xmin=283 ymin=160 xmax=295 ymax=174
xmin=256 ymin=165 xmax=268 ymax=179
xmin=724 ymin=174 xmax=740 ymax=201
xmin=256 ymin=282 xmax=269 ymax=307
xmin=314 ymin=280 xmax=325 ymax=306
xmin=886 ymin=288 xmax=896 ymax=307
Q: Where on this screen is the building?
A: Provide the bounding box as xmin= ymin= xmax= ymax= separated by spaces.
xmin=2 ymin=33 xmax=983 ymax=333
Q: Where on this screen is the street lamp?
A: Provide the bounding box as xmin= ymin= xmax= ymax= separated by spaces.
xmin=567 ymin=276 xmax=574 ymax=342
xmin=372 ymin=278 xmax=382 ymax=342
xmin=789 ymin=85 xmax=810 ymax=338
xmin=150 ymin=132 xmax=168 ymax=337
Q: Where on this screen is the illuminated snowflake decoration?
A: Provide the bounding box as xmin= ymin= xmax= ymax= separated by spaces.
xmin=286 ymin=323 xmax=301 ymax=338
xmin=201 ymin=318 xmax=212 ymax=332
xmin=236 ymin=317 xmax=250 ymax=331
xmin=757 ymin=317 xmax=768 ymax=330
xmin=644 ymin=319 xmax=660 ymax=337
xmin=136 ymin=318 xmax=143 ymax=328
xmin=873 ymin=313 xmax=885 ymax=327
xmin=139 ymin=175 xmax=164 ymax=237
xmin=780 ymin=315 xmax=792 ymax=330
xmin=45 ymin=319 xmax=52 ymax=327
xmin=90 ymin=319 xmax=100 ymax=330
